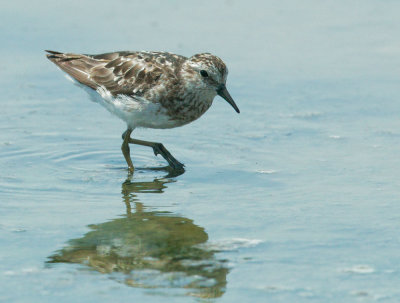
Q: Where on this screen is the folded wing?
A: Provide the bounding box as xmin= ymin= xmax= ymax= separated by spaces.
xmin=45 ymin=50 xmax=181 ymax=97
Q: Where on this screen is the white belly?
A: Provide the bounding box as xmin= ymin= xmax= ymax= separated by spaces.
xmin=80 ymin=83 xmax=182 ymax=129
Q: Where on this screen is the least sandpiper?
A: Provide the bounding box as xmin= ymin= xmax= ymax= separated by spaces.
xmin=46 ymin=50 xmax=239 ymax=171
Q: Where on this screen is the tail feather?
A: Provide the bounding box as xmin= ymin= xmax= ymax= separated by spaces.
xmin=45 ymin=50 xmax=62 ymax=54
xmin=45 ymin=50 xmax=100 ymax=90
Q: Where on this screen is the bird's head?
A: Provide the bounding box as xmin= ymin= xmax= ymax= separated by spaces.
xmin=182 ymin=53 xmax=240 ymax=113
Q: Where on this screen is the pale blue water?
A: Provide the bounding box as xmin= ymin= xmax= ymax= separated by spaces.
xmin=1 ymin=1 xmax=400 ymax=302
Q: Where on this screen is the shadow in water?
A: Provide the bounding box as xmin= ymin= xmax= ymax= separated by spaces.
xmin=47 ymin=169 xmax=229 ymax=298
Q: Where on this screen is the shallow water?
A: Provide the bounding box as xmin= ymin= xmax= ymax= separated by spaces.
xmin=2 ymin=1 xmax=400 ymax=302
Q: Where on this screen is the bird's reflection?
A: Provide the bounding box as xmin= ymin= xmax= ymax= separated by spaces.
xmin=47 ymin=169 xmax=229 ymax=298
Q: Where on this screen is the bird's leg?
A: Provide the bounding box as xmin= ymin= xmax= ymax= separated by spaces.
xmin=127 ymin=138 xmax=185 ymax=171
xmin=121 ymin=128 xmax=134 ymax=172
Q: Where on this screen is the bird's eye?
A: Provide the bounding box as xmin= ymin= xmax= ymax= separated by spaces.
xmin=200 ymin=70 xmax=209 ymax=77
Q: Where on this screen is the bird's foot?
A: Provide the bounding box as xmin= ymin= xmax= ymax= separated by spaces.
xmin=151 ymin=143 xmax=185 ymax=171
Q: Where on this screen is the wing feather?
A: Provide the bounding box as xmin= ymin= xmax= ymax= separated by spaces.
xmin=46 ymin=50 xmax=186 ymax=99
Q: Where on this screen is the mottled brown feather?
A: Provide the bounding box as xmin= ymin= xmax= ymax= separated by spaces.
xmin=46 ymin=50 xmax=187 ymax=99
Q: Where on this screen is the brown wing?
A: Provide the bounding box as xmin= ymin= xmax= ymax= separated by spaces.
xmin=45 ymin=50 xmax=185 ymax=97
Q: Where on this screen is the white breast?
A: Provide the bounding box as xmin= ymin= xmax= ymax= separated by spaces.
xmin=68 ymin=77 xmax=179 ymax=129
xmin=95 ymin=86 xmax=183 ymax=129
xmin=67 ymin=76 xmax=210 ymax=130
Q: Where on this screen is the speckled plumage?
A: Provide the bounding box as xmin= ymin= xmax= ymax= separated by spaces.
xmin=46 ymin=50 xmax=239 ymax=170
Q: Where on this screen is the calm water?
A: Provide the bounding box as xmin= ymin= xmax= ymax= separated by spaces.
xmin=1 ymin=1 xmax=400 ymax=302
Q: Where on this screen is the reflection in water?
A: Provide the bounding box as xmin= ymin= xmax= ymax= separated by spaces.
xmin=47 ymin=171 xmax=229 ymax=298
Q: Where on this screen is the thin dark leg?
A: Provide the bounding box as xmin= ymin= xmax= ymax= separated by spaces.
xmin=121 ymin=128 xmax=134 ymax=172
xmin=128 ymin=138 xmax=184 ymax=170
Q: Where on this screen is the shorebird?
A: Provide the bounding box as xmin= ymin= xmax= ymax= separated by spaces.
xmin=46 ymin=50 xmax=239 ymax=172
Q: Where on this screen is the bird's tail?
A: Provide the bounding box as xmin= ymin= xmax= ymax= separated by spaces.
xmin=45 ymin=50 xmax=98 ymax=90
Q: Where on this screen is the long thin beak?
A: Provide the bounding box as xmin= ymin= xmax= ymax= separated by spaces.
xmin=217 ymin=84 xmax=240 ymax=113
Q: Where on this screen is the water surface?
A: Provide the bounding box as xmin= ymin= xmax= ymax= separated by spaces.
xmin=1 ymin=1 xmax=400 ymax=302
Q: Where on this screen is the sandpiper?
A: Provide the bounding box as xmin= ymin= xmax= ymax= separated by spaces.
xmin=46 ymin=50 xmax=239 ymax=171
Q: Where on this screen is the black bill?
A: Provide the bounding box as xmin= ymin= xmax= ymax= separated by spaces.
xmin=217 ymin=84 xmax=240 ymax=113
